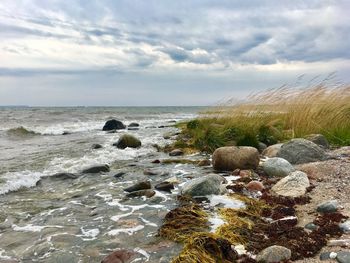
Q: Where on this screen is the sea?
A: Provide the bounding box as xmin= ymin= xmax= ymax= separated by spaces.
xmin=0 ymin=106 xmax=208 ymax=262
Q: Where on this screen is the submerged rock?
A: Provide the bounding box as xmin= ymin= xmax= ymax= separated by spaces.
xmin=128 ymin=122 xmax=139 ymax=127
xmin=256 ymin=245 xmax=291 ymax=263
xmin=155 ymin=182 xmax=174 ymax=192
xmin=317 ymin=200 xmax=339 ymax=214
xmin=169 ymin=149 xmax=184 ymax=156
xmin=276 ymin=138 xmax=327 ymax=164
xmin=262 ymin=143 xmax=283 ymax=158
xmin=101 ymin=249 xmax=139 ymax=263
xmin=181 ymin=174 xmax=224 ymax=197
xmin=271 ymin=171 xmax=310 ymax=197
xmin=91 ymin=143 xmax=103 ymax=149
xmin=126 ymin=189 xmax=155 ymax=198
xmin=113 ymin=134 xmax=141 ymax=149
xmin=304 ymin=134 xmax=330 ymax=149
xmin=261 ymin=157 xmax=295 ymax=177
xmin=124 ymin=181 xmax=151 ymax=192
xmin=102 ymin=119 xmax=126 ymax=131
xmin=51 ymin=173 xmax=79 ymax=180
xmin=82 ymin=165 xmax=110 ymax=174
xmin=212 ymin=146 xmax=260 ymax=171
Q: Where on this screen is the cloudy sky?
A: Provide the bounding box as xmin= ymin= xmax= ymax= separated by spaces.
xmin=0 ymin=0 xmax=349 ymax=106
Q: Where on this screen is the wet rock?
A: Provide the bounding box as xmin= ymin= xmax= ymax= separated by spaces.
xmin=82 ymin=164 xmax=110 ymax=174
xmin=126 ymin=189 xmax=155 ymax=198
xmin=155 ymin=182 xmax=174 ymax=192
xmin=271 ymin=171 xmax=310 ymax=197
xmin=256 ymin=245 xmax=291 ymax=263
xmin=123 ymin=181 xmax=151 ymax=192
xmin=143 ymin=169 xmax=160 ymax=176
xmin=337 ymin=252 xmax=350 ymax=263
xmin=212 ymin=146 xmax=260 ymax=171
xmin=128 ymin=122 xmax=139 ymax=127
xmin=113 ymin=172 xmax=125 ymax=178
xmin=92 ymin=143 xmax=103 ymax=149
xmin=246 ymin=181 xmax=264 ymax=192
xmin=181 ymin=174 xmax=224 ymax=197
xmin=169 ymin=149 xmax=184 ymax=156
xmin=62 ymin=131 xmax=70 ymax=135
xmin=102 ymin=119 xmax=126 ymax=131
xmin=113 ymin=134 xmax=141 ymax=149
xmin=151 ymin=159 xmax=161 ymax=164
xmin=164 ymin=176 xmax=180 ymax=184
xmin=320 ymin=252 xmax=337 ymax=260
xmin=197 ymin=159 xmax=211 ymax=166
xmin=261 ymin=157 xmax=295 ymax=177
xmin=317 ymin=200 xmax=339 ymax=213
xmin=305 ymin=134 xmax=330 ymax=149
xmin=276 ymin=138 xmax=327 ymax=164
xmin=101 ymin=249 xmax=139 ymax=263
xmin=340 ymin=220 xmax=350 ymax=232
xmin=305 ymin=222 xmax=318 ymax=231
xmin=51 ymin=172 xmax=79 ymax=180
xmin=262 ymin=143 xmax=283 ymax=157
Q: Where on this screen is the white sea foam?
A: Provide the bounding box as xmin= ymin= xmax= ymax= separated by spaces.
xmin=79 ymin=227 xmax=100 ymax=241
xmin=208 ymin=215 xmax=225 ymax=232
xmin=209 ymin=195 xmax=246 ymax=209
xmin=12 ymin=224 xmax=63 ymax=232
xmin=0 ymin=171 xmax=43 ymax=195
xmin=107 ymin=225 xmax=144 ymax=236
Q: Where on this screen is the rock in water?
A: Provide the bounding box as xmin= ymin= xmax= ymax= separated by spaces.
xmin=82 ymin=165 xmax=110 ymax=174
xmin=212 ymin=146 xmax=260 ymax=171
xmin=169 ymin=149 xmax=184 ymax=156
xmin=155 ymin=182 xmax=174 ymax=192
xmin=124 ymin=181 xmax=151 ymax=192
xmin=271 ymin=171 xmax=310 ymax=197
xmin=101 ymin=249 xmax=139 ymax=263
xmin=256 ymin=245 xmax=291 ymax=263
xmin=317 ymin=200 xmax=339 ymax=213
xmin=181 ymin=174 xmax=224 ymax=197
xmin=261 ymin=157 xmax=295 ymax=177
xmin=126 ymin=190 xmax=155 ymax=198
xmin=51 ymin=173 xmax=79 ymax=180
xmin=92 ymin=143 xmax=103 ymax=149
xmin=276 ymin=138 xmax=326 ymax=164
xmin=128 ymin=122 xmax=139 ymax=127
xmin=102 ymin=119 xmax=126 ymax=131
xmin=304 ymin=134 xmax=330 ymax=149
xmin=113 ymin=134 xmax=141 ymax=149
xmin=262 ymin=143 xmax=283 ymax=158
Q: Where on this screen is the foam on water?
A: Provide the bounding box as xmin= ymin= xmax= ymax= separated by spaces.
xmin=209 ymin=195 xmax=246 ymax=209
xmin=12 ymin=224 xmax=63 ymax=232
xmin=107 ymin=225 xmax=144 ymax=236
xmin=79 ymin=227 xmax=100 ymax=241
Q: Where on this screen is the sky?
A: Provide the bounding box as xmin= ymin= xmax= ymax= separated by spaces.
xmin=0 ymin=0 xmax=349 ymax=106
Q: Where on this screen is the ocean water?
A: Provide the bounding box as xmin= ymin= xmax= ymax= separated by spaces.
xmin=0 ymin=106 xmax=209 ymax=262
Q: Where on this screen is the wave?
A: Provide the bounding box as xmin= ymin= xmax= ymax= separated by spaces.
xmin=6 ymin=126 xmax=40 ymax=138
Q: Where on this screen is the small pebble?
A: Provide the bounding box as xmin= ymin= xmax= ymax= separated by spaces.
xmin=305 ymin=222 xmax=318 ymax=231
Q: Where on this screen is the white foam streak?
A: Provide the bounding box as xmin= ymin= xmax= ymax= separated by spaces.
xmin=107 ymin=225 xmax=144 ymax=236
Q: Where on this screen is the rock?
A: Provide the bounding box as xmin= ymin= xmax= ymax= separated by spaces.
xmin=113 ymin=172 xmax=125 ymax=178
xmin=92 ymin=143 xmax=103 ymax=149
xmin=276 ymin=138 xmax=327 ymax=164
xmin=340 ymin=220 xmax=350 ymax=232
xmin=155 ymin=182 xmax=174 ymax=192
xmin=337 ymin=252 xmax=350 ymax=263
xmin=164 ymin=176 xmax=180 ymax=184
xmin=181 ymin=174 xmax=224 ymax=197
xmin=317 ymin=200 xmax=339 ymax=213
xmin=62 ymin=131 xmax=70 ymax=135
xmin=305 ymin=222 xmax=318 ymax=231
xmin=256 ymin=245 xmax=291 ymax=263
xmin=127 ymin=127 xmax=139 ymax=131
xmin=126 ymin=190 xmax=155 ymax=198
xmin=82 ymin=165 xmax=110 ymax=174
xmin=113 ymin=134 xmax=141 ymax=149
xmin=128 ymin=122 xmax=139 ymax=127
xmin=305 ymin=134 xmax=330 ymax=149
xmin=102 ymin=119 xmax=126 ymax=131
xmin=51 ymin=173 xmax=79 ymax=180
xmin=271 ymin=171 xmax=310 ymax=197
xmin=320 ymin=252 xmax=337 ymax=260
xmin=151 ymin=159 xmax=161 ymax=164
xmin=262 ymin=143 xmax=283 ymax=158
xmin=124 ymin=181 xmax=151 ymax=192
xmin=197 ymin=159 xmax=211 ymax=166
xmin=101 ymin=249 xmax=139 ymax=263
xmin=143 ymin=169 xmax=160 ymax=176
xmin=169 ymin=149 xmax=184 ymax=156
xmin=212 ymin=146 xmax=260 ymax=171
xmin=261 ymin=157 xmax=295 ymax=177
xmin=246 ymin=181 xmax=264 ymax=192
xmin=258 ymin=142 xmax=267 ymax=153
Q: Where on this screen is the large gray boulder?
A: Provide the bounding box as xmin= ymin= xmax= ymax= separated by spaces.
xmin=181 ymin=174 xmax=224 ymax=197
xmin=304 ymin=134 xmax=329 ymax=149
xmin=276 ymin=138 xmax=327 ymax=164
xmin=261 ymin=157 xmax=295 ymax=177
xmin=256 ymin=245 xmax=291 ymax=263
xmin=113 ymin=134 xmax=141 ymax=149
xmin=212 ymin=146 xmax=260 ymax=171
xmin=271 ymin=171 xmax=310 ymax=197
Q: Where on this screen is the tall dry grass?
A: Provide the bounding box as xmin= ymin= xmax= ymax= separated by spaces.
xmin=183 ymin=75 xmax=350 ymax=152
